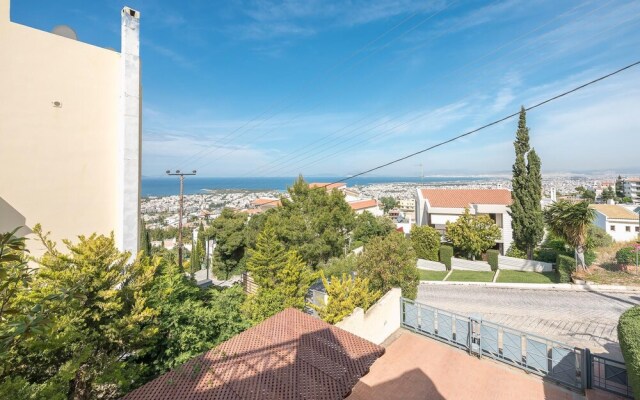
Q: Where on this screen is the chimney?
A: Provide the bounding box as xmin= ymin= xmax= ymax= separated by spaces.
xmin=116 ymin=6 xmax=141 ymax=255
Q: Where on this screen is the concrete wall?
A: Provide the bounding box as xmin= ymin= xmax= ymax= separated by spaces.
xmin=336 ymin=288 xmax=401 ymax=345
xmin=0 ymin=0 xmax=140 ymax=256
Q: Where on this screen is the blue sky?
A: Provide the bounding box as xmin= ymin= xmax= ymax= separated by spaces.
xmin=11 ymin=0 xmax=640 ymax=177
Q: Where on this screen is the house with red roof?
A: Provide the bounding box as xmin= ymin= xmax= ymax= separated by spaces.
xmin=414 ymin=188 xmax=513 ymax=254
xmin=348 ymin=198 xmax=383 ymax=216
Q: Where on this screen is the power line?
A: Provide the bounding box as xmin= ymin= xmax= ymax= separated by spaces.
xmin=183 ymin=2 xmax=459 ymax=170
xmin=248 ymin=59 xmax=640 ymax=208
xmin=175 ymin=5 xmax=457 ymax=170
xmin=200 ymin=0 xmax=607 ymax=177
xmin=245 ymin=1 xmax=634 ymax=177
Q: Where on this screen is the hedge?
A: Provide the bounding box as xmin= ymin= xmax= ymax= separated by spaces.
xmin=556 ymin=254 xmax=575 ymax=283
xmin=487 ymin=249 xmax=499 ymax=271
xmin=618 ymin=306 xmax=640 ymax=399
xmin=439 ymin=245 xmax=453 ymax=270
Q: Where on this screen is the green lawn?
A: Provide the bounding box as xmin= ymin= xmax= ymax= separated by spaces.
xmin=418 ymin=270 xmax=449 ymax=281
xmin=446 ymin=270 xmax=495 ymax=282
xmin=496 ymin=270 xmax=560 ymax=284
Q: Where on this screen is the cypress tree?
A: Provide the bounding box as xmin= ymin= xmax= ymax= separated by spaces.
xmin=139 ymin=218 xmax=152 ymax=257
xmin=508 ymin=107 xmax=544 ymax=259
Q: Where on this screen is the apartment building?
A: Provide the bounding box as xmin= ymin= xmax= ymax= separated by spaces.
xmin=623 ymin=178 xmax=640 ymax=204
xmin=0 ymin=0 xmax=142 ymax=256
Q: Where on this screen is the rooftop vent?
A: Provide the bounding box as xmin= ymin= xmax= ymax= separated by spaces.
xmin=51 ymin=25 xmax=77 ymax=40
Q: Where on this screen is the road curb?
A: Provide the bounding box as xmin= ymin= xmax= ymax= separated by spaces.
xmin=419 ymin=280 xmax=640 ymax=293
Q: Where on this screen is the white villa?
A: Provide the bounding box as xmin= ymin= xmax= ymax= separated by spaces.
xmin=589 ymin=204 xmax=639 ymax=242
xmin=415 ymin=188 xmax=514 ymax=254
xmin=349 ymin=199 xmax=383 ymax=216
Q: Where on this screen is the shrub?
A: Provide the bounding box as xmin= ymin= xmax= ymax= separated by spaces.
xmin=505 ymin=245 xmax=526 ymax=259
xmin=586 ymin=224 xmax=613 ymax=249
xmin=487 ymin=249 xmax=499 ymax=271
xmin=534 ymin=248 xmax=558 ymax=263
xmin=556 ymin=254 xmax=575 ymax=283
xmin=410 ymin=225 xmax=441 ymax=261
xmin=585 ymin=249 xmax=596 ymax=267
xmin=618 ymin=306 xmax=640 ymax=398
xmin=439 ymin=245 xmax=453 ymax=270
xmin=617 ymin=247 xmax=636 ymax=265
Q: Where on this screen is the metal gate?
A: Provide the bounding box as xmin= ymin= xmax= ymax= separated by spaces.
xmin=401 ymin=298 xmax=586 ymax=392
xmin=589 ymin=351 xmax=634 ymax=398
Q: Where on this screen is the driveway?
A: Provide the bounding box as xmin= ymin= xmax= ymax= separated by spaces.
xmin=417 ymin=284 xmax=640 ymax=360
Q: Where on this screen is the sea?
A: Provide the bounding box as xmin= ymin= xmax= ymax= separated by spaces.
xmin=141 ymin=176 xmax=497 ymax=197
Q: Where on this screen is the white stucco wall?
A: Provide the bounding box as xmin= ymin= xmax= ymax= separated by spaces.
xmin=0 ymin=0 xmax=141 ymax=256
xmin=335 ymin=288 xmax=402 ymax=345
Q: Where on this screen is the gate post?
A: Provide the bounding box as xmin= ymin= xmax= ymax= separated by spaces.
xmin=582 ymin=347 xmax=592 ymax=390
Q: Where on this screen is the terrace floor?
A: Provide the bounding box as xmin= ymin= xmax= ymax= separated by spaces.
xmin=348 ymin=330 xmax=620 ymax=400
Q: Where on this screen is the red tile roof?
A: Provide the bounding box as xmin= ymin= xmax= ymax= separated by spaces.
xmin=122 ymin=308 xmax=384 ymax=400
xmin=251 ymin=198 xmax=281 ymax=207
xmin=349 ymin=199 xmax=378 ymax=210
xmin=420 ymin=189 xmax=512 ymax=208
xmin=309 ymin=182 xmax=347 ymax=190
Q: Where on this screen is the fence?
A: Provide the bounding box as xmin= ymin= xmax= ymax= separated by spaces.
xmin=400 ymin=298 xmax=633 ymax=396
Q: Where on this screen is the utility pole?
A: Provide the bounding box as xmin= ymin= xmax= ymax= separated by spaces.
xmin=166 ymin=169 xmax=196 ymax=269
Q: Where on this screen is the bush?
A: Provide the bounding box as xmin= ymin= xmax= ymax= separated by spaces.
xmin=487 ymin=249 xmax=499 ymax=271
xmin=617 ymin=247 xmax=637 ymax=265
xmin=534 ymin=248 xmax=559 ymax=263
xmin=439 ymin=245 xmax=453 ymax=270
xmin=410 ymin=225 xmax=441 ymax=261
xmin=587 ymin=224 xmax=613 ymax=249
xmin=505 ymin=245 xmax=526 ymax=259
xmin=618 ymin=306 xmax=640 ymax=398
xmin=585 ymin=249 xmax=596 ymax=267
xmin=556 ymin=254 xmax=575 ymax=283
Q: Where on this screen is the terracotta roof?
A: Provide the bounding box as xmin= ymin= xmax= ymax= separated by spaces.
xmin=589 ymin=204 xmax=639 ymax=220
xmin=309 ymin=182 xmax=347 ymax=190
xmin=420 ymin=189 xmax=512 ymax=208
xmin=251 ymin=198 xmax=281 ymax=207
xmin=122 ymin=308 xmax=384 ymax=400
xmin=349 ymin=199 xmax=378 ymax=210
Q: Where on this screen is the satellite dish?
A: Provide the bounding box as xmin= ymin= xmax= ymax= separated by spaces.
xmin=51 ymin=25 xmax=78 ymax=40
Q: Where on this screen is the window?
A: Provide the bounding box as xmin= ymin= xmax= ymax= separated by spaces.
xmin=626 ymin=226 xmax=631 ymax=232
xmin=610 ymin=225 xmax=616 ymax=231
xmin=636 ymin=226 xmax=639 ymax=232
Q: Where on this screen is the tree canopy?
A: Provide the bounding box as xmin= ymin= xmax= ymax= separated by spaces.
xmin=543 ymin=200 xmax=595 ymax=269
xmin=265 ymin=176 xmax=355 ymax=266
xmin=445 ymin=208 xmax=501 ymax=259
xmin=410 ymin=225 xmax=441 ymax=261
xmin=508 ymin=107 xmax=544 ymax=259
xmin=207 ymin=208 xmax=248 ymax=279
xmin=351 ymin=211 xmax=395 ymax=247
xmin=356 ymin=232 xmax=418 ymax=299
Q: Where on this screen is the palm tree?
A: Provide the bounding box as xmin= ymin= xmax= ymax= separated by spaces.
xmin=543 ymin=200 xmax=595 ymax=271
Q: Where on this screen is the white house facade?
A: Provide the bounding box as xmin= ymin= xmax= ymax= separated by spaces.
xmin=415 ymin=188 xmax=513 ymax=254
xmin=590 ymin=204 xmax=639 ymax=242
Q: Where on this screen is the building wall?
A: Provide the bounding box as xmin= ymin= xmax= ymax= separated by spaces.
xmin=0 ymin=0 xmax=140 ymax=256
xmin=623 ymin=180 xmax=640 ymax=204
xmin=335 ymin=288 xmax=401 ymax=345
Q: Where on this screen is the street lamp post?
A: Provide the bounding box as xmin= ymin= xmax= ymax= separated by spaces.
xmin=166 ymin=169 xmax=197 ymax=270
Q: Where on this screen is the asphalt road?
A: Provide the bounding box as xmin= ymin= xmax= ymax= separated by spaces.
xmin=416 ymin=283 xmax=640 ymax=360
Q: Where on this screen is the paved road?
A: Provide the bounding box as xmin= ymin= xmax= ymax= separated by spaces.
xmin=417 ymin=284 xmax=640 ymax=361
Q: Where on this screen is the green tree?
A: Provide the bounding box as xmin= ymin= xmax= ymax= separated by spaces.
xmin=601 ymin=186 xmax=616 ymax=202
xmin=0 ymin=226 xmax=160 ymax=399
xmin=543 ymin=200 xmax=595 ymax=270
xmin=245 ymin=225 xmax=288 ymax=289
xmin=140 ymin=261 xmax=249 ymax=374
xmin=313 ymin=271 xmax=381 ymax=324
xmin=351 ymin=211 xmax=395 ymax=247
xmin=379 ymin=197 xmax=399 ymax=214
xmin=319 ymin=254 xmax=358 ymax=279
xmin=508 ymin=107 xmax=544 ymax=259
xmin=243 ymin=249 xmax=316 ymax=323
xmin=266 ymin=176 xmax=355 ymax=266
xmin=616 ymin=175 xmax=625 ymax=198
xmin=139 ymin=219 xmax=152 ymax=257
xmin=208 ymin=208 xmax=248 ymax=279
xmin=356 ymin=232 xmax=418 ymax=299
xmin=410 ymin=225 xmax=441 ymax=261
xmin=445 ymin=208 xmax=501 ymax=259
